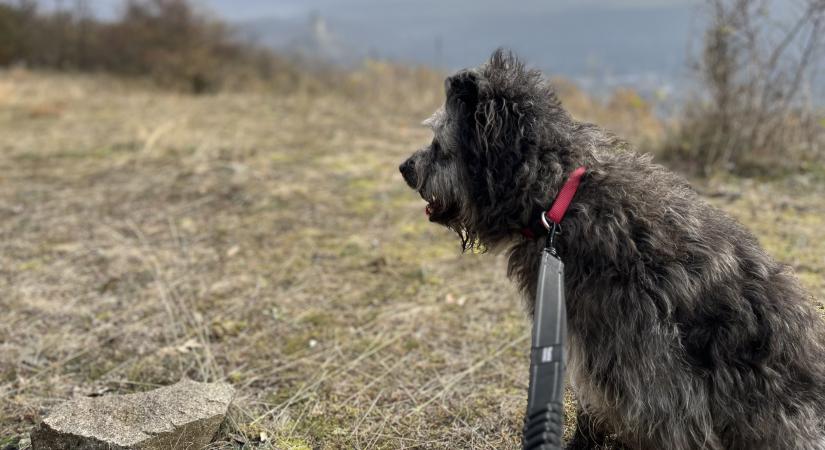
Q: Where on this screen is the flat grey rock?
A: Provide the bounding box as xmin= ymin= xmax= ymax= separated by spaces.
xmin=31 ymin=379 xmax=234 ymax=450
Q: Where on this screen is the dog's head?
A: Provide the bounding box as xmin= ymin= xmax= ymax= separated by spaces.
xmin=400 ymin=50 xmax=572 ymax=250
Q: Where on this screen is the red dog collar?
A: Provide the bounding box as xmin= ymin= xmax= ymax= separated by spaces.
xmin=522 ymin=166 xmax=587 ymax=239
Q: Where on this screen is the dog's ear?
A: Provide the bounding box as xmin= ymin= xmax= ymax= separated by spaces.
xmin=445 ymin=70 xmax=485 ymax=116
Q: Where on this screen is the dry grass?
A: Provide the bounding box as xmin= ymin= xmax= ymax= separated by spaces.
xmin=1 ymin=68 xmax=823 ymax=449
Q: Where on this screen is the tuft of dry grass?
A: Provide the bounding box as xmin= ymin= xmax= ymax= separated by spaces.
xmin=1 ymin=69 xmax=823 ymax=449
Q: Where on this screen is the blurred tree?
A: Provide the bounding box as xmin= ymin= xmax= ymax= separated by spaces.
xmin=0 ymin=1 xmax=36 ymax=65
xmin=665 ymin=0 xmax=824 ymax=175
xmin=0 ymin=0 xmax=301 ymax=92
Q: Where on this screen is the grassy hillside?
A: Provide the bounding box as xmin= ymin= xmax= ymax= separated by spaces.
xmin=1 ymin=68 xmax=823 ymax=449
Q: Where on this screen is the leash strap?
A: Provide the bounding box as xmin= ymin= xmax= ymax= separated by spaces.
xmin=522 ymin=166 xmax=586 ymax=450
xmin=523 ymin=249 xmax=566 ymax=450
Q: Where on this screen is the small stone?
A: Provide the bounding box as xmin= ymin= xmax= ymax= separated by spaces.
xmin=31 ymin=379 xmax=234 ymax=450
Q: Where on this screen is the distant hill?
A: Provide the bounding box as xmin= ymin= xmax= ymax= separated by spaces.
xmin=242 ymin=13 xmax=357 ymax=66
xmin=238 ymin=2 xmax=700 ymax=97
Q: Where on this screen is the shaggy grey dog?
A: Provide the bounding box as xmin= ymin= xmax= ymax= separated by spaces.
xmin=399 ymin=50 xmax=825 ymax=450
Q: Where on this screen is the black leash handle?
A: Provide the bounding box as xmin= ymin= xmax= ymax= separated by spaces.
xmin=522 ymin=236 xmax=566 ymax=450
xmin=523 ymin=402 xmax=564 ymax=449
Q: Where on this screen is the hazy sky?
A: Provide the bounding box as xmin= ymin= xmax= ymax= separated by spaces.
xmin=203 ymin=0 xmax=697 ymax=21
xmin=211 ymin=0 xmax=690 ymax=19
xmin=46 ymin=0 xmax=697 ymax=21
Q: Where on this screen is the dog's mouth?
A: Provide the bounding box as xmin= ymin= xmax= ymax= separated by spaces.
xmin=420 ymin=192 xmax=455 ymax=223
xmin=422 ymin=193 xmax=440 ymax=221
xmin=419 ymin=189 xmax=438 ymax=219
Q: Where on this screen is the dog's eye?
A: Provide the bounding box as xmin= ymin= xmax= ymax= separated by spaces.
xmin=431 ymin=139 xmax=447 ymax=159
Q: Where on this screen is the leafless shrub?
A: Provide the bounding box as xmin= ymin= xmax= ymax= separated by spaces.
xmin=662 ymin=0 xmax=825 ymax=175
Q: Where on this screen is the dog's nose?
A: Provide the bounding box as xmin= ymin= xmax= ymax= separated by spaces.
xmin=399 ymin=158 xmax=417 ymax=187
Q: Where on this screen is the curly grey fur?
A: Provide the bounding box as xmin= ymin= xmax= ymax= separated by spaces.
xmin=399 ymin=49 xmax=825 ymax=450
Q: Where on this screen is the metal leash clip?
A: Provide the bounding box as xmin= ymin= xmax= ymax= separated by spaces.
xmin=540 ymin=213 xmax=561 ymax=254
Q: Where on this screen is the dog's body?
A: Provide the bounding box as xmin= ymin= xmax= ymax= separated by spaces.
xmin=400 ymin=51 xmax=825 ymax=450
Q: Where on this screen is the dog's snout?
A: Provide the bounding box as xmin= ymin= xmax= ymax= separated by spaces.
xmin=399 ymin=158 xmax=417 ymax=187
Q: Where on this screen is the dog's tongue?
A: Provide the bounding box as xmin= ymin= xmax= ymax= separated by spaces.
xmin=425 ymin=204 xmax=432 ymax=216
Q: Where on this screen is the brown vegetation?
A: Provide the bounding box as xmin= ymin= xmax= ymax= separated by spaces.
xmin=660 ymin=0 xmax=825 ymax=175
